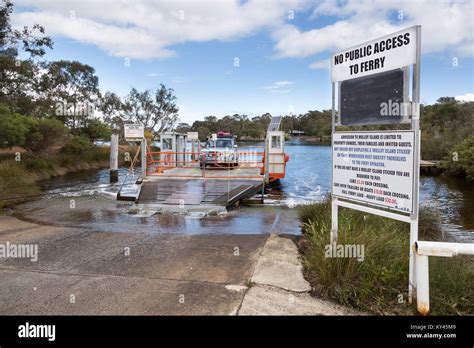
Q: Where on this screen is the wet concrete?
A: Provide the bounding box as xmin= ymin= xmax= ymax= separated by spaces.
xmin=13 ymin=195 xmax=301 ymax=235
xmin=0 ymin=215 xmax=267 ymax=315
xmin=0 ymin=158 xmax=323 ymax=315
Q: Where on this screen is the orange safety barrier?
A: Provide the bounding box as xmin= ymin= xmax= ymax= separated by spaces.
xmin=145 ymin=150 xmax=267 ymax=178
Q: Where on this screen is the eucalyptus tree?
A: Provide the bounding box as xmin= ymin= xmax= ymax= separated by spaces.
xmin=0 ymin=0 xmax=53 ymax=115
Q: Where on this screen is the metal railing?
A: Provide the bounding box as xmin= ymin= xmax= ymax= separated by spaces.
xmin=117 ymin=143 xmax=142 ymax=196
xmin=414 ymin=241 xmax=474 ymax=315
xmin=145 ymin=148 xmax=266 ymax=179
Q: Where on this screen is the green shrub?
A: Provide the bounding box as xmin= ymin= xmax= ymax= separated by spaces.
xmin=23 ymin=158 xmax=50 ymax=171
xmin=22 ymin=156 xmax=60 ymax=171
xmin=0 ymin=103 xmax=36 ymax=148
xmin=25 ymin=118 xmax=70 ymax=152
xmin=418 ymin=206 xmax=444 ymax=240
xmin=420 ymin=99 xmax=474 ymax=161
xmin=299 ymin=198 xmax=473 ymax=315
xmin=0 ymin=103 xmax=69 ymax=153
xmin=0 ymin=161 xmax=39 ymax=209
xmin=80 ymin=118 xmax=112 ymax=141
xmin=62 ymin=136 xmax=93 ymax=155
xmin=441 ymin=135 xmax=474 ymax=181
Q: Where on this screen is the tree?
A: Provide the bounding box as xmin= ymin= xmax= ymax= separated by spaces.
xmin=37 ymin=60 xmax=100 ymax=128
xmin=0 ymin=103 xmax=34 ymax=148
xmin=80 ymin=118 xmax=112 ymax=142
xmin=0 ymin=0 xmax=53 ymax=115
xmin=100 ymin=92 xmax=125 ymax=128
xmin=26 ymin=118 xmax=70 ymax=153
xmin=421 ymin=99 xmax=474 ymax=160
xmin=442 ymin=136 xmax=474 ymax=181
xmin=204 ymin=116 xmax=217 ymax=123
xmin=123 ymin=84 xmax=178 ymax=135
xmin=0 ymin=103 xmax=69 ymax=152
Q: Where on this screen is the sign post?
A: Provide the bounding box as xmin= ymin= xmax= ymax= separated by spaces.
xmin=409 ymin=25 xmax=422 ymax=304
xmin=330 ymin=26 xmax=421 ymax=304
xmin=123 ymin=124 xmax=146 ymax=178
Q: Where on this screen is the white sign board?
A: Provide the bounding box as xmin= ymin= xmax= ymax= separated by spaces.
xmin=332 ymin=131 xmax=416 ymax=213
xmin=331 ymin=26 xmax=418 ymax=82
xmin=124 ymin=124 xmax=144 ymax=140
xmin=187 ymin=132 xmax=199 ymax=141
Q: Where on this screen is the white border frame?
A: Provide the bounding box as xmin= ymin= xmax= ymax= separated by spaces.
xmin=331 ymin=25 xmax=421 ymax=304
xmin=332 ymin=130 xmax=416 ymax=213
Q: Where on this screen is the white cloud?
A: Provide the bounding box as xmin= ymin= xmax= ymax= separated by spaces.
xmin=12 ymin=0 xmax=472 ymax=69
xmin=261 ymin=80 xmax=295 ymax=93
xmin=147 ymin=73 xmax=165 ymax=77
xmin=455 ymin=93 xmax=474 ymax=102
xmin=273 ymin=0 xmax=474 ymax=60
xmin=274 ymin=80 xmax=294 ymax=87
xmin=12 ymin=0 xmax=307 ymax=59
xmin=309 ymin=59 xmax=329 ymax=69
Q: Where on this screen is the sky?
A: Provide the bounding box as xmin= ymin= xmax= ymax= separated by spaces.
xmin=11 ymin=0 xmax=474 ymax=125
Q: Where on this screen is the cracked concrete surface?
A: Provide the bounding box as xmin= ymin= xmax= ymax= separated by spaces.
xmin=238 ymin=234 xmax=360 ymax=315
xmin=250 ymin=234 xmax=311 ymax=292
xmin=0 ymin=216 xmax=358 ymax=315
xmin=0 ymin=216 xmax=267 ymax=315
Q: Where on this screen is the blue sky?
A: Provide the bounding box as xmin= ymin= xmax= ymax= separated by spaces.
xmin=13 ymin=0 xmax=474 ymax=124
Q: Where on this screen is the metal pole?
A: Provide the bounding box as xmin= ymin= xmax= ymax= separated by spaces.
xmin=110 ymin=133 xmax=119 ymax=183
xmin=331 ymin=82 xmax=338 ymax=244
xmin=414 ymin=240 xmax=473 ymax=315
xmin=415 ymin=254 xmax=429 ymax=315
xmin=409 ymin=25 xmax=422 ymax=304
xmin=415 ymin=241 xmax=474 ymax=257
xmin=264 ymin=136 xmax=270 ymax=184
xmin=141 ymin=138 xmax=147 ymax=178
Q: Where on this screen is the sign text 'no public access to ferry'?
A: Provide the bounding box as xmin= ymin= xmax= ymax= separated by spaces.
xmin=331 ymin=26 xmax=418 ymax=82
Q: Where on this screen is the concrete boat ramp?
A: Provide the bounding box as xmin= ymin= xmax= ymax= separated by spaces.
xmin=0 ymin=215 xmax=358 ymax=315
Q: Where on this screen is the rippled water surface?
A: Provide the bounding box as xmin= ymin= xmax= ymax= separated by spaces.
xmin=31 ymin=139 xmax=473 ymax=240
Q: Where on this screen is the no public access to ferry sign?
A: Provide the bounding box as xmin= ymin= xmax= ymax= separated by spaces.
xmin=331 ymin=26 xmax=418 ymax=82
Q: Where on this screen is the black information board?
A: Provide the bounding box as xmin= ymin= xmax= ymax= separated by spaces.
xmin=339 ymin=68 xmax=408 ymax=126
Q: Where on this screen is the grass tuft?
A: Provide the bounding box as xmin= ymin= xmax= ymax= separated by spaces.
xmin=0 ymin=146 xmax=111 ymax=211
xmin=298 ymin=197 xmax=473 ymax=315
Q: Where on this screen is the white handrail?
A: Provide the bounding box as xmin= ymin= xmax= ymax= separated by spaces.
xmin=414 ymin=241 xmax=474 ymax=315
xmin=415 ymin=241 xmax=474 ymax=257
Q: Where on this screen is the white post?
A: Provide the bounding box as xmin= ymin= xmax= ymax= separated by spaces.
xmin=415 ymin=241 xmax=474 ymax=315
xmin=330 ymin=81 xmax=338 ymax=244
xmin=265 ymin=136 xmax=270 ymax=183
xmin=408 ymin=220 xmax=418 ymax=304
xmin=141 ymin=138 xmax=147 ymax=178
xmin=110 ymin=133 xmax=119 ymax=183
xmin=408 ymin=25 xmax=422 ymax=305
xmin=331 ymin=198 xmax=338 ymax=244
xmin=415 ymin=254 xmax=429 ymax=315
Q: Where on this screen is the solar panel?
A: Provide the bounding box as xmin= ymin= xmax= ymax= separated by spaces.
xmin=267 ymin=116 xmax=282 ymax=132
xmin=339 ymin=68 xmax=409 ymax=126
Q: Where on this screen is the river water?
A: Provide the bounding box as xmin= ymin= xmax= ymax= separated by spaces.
xmin=19 ymin=139 xmax=473 ymax=240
